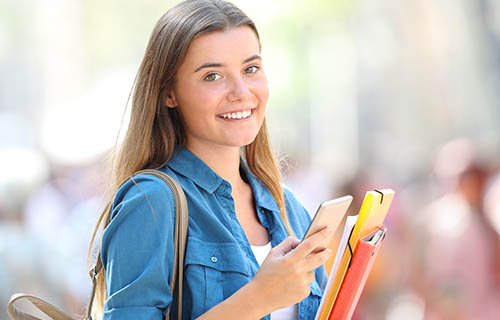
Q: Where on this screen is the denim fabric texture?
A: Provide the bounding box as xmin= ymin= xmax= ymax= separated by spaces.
xmin=101 ymin=147 xmax=327 ymax=320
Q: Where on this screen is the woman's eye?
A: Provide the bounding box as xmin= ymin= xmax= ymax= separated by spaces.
xmin=204 ymin=73 xmax=221 ymax=82
xmin=245 ymin=65 xmax=260 ymax=74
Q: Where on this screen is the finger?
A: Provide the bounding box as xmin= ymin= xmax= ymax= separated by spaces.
xmin=289 ymin=227 xmax=332 ymax=259
xmin=271 ymin=236 xmax=300 ymax=256
xmin=304 ymin=248 xmax=333 ymax=271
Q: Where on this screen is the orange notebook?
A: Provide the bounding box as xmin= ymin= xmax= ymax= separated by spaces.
xmin=328 ymin=226 xmax=387 ymax=320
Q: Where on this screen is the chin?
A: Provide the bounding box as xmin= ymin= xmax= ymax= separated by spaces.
xmin=228 ymin=140 xmax=255 ymax=148
xmin=227 ymin=134 xmax=258 ymax=148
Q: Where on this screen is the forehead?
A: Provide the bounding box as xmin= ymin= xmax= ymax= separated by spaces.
xmin=181 ymin=26 xmax=261 ymax=68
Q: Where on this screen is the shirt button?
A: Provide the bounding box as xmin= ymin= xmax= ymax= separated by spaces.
xmin=211 ymin=256 xmax=218 ymax=263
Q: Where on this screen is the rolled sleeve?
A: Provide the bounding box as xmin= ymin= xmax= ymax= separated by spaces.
xmin=100 ymin=174 xmax=177 ymax=319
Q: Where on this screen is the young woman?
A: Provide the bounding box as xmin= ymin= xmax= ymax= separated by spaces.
xmin=90 ymin=0 xmax=332 ymax=319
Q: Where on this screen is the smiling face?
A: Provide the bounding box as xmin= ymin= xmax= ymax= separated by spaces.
xmin=166 ymin=26 xmax=268 ymax=153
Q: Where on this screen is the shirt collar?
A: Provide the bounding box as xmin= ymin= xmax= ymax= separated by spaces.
xmin=166 ymin=147 xmax=223 ymax=193
xmin=166 ymin=146 xmax=281 ymax=214
xmin=240 ymin=161 xmax=287 ymax=245
xmin=240 ymin=160 xmax=281 ymax=214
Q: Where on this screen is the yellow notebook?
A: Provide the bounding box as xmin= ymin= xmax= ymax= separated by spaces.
xmin=317 ymin=189 xmax=395 ymax=320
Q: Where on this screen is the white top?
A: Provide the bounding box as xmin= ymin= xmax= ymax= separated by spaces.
xmin=250 ymin=242 xmax=299 ymax=320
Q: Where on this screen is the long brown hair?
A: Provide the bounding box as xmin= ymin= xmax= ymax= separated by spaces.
xmin=88 ymin=0 xmax=294 ymax=317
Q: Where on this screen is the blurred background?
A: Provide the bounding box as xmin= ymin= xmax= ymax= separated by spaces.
xmin=1 ymin=0 xmax=500 ymax=319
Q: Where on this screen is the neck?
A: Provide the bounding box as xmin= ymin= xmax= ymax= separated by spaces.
xmin=186 ymin=142 xmax=246 ymax=190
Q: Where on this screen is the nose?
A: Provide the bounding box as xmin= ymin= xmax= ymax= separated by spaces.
xmin=226 ymin=74 xmax=251 ymax=102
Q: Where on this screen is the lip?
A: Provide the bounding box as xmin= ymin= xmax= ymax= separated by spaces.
xmin=217 ymin=107 xmax=256 ymax=121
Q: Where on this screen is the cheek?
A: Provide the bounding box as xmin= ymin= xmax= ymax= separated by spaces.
xmin=177 ymin=84 xmax=219 ymax=117
xmin=198 ymin=85 xmax=226 ymax=106
xmin=254 ymin=77 xmax=269 ymax=106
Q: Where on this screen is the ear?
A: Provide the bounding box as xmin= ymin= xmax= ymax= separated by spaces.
xmin=165 ymin=90 xmax=178 ymax=108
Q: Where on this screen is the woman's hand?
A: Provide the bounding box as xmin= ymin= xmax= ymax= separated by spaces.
xmin=195 ymin=227 xmax=332 ymax=320
xmin=251 ymin=227 xmax=334 ymax=312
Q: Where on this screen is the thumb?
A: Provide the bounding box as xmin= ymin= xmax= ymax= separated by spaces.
xmin=271 ymin=236 xmax=300 ymax=257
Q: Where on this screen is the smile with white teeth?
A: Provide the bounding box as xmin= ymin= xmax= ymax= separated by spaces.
xmin=219 ymin=109 xmax=253 ymax=120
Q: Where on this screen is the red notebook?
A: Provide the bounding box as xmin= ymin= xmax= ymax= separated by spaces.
xmin=328 ymin=226 xmax=387 ymax=320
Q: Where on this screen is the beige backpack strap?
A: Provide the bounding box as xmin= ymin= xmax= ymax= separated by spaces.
xmin=136 ymin=169 xmax=188 ymax=320
xmin=84 ymin=169 xmax=188 ymax=320
xmin=7 ymin=293 xmax=74 ymax=320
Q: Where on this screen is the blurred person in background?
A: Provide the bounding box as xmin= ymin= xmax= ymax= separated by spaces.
xmin=483 ymin=168 xmax=500 ymax=286
xmin=419 ymin=139 xmax=500 ymax=320
xmin=0 ymin=148 xmax=67 ymax=319
xmin=484 ymin=169 xmax=500 ymax=241
xmin=23 ymin=162 xmax=103 ymax=315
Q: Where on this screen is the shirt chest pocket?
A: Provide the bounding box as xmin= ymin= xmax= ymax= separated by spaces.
xmin=184 ymin=236 xmax=252 ymax=317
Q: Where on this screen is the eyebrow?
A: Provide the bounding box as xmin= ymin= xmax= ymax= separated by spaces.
xmin=194 ymin=54 xmax=262 ymax=73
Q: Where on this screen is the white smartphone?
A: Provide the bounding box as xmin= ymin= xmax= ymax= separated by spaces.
xmin=301 ymin=195 xmax=353 ymax=249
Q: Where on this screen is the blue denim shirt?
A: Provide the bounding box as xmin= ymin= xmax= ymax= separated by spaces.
xmin=101 ymin=147 xmax=327 ymax=320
